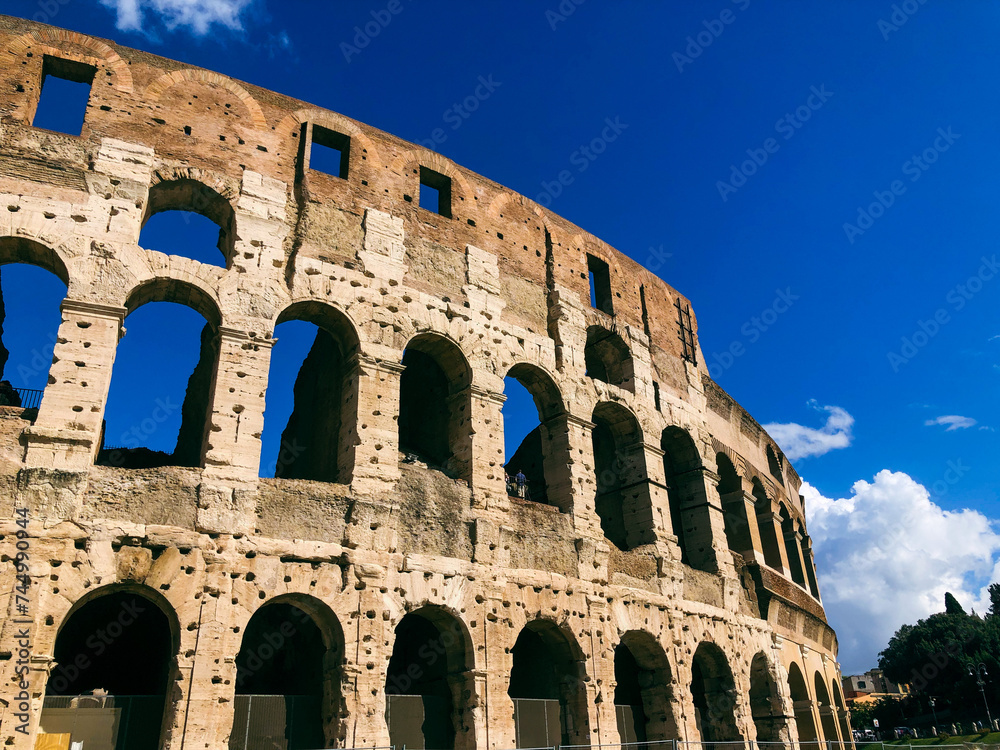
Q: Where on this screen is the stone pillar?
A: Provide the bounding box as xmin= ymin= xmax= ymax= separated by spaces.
xmin=632 ymin=441 xmax=678 ymax=563
xmin=676 ymin=468 xmax=735 ymax=576
xmin=449 ymin=669 xmax=485 ymax=750
xmin=348 ymin=564 xmax=391 ymax=748
xmin=720 ymin=489 xmax=765 ymax=562
xmin=757 ymin=504 xmax=792 ymax=576
xmin=802 ymin=535 xmax=822 ymax=600
xmin=587 ymin=596 xmax=619 ymax=747
xmin=482 ymin=585 xmax=516 ymax=750
xmin=785 ymin=527 xmax=809 ymax=588
xmin=24 ymin=299 xmax=125 ymax=472
xmin=347 ymin=356 xmax=404 ymax=498
xmin=178 ymin=593 xmax=235 ymax=750
xmin=198 ymin=327 xmax=272 ymax=535
xmin=468 ymin=386 xmax=508 ymax=511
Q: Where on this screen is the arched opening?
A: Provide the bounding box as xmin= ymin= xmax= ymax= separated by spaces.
xmin=398 ymin=333 xmax=472 ymax=481
xmin=788 ymin=663 xmax=818 ymax=750
xmin=502 ymin=363 xmax=565 ymax=507
xmin=615 ymin=631 xmax=679 ymax=743
xmin=592 ymin=402 xmax=652 ymax=551
xmin=508 ymin=620 xmax=590 ymax=748
xmin=767 ymin=444 xmax=784 ymax=485
xmin=804 ymin=538 xmax=822 ymax=599
xmin=0 ymin=241 xmax=70 ymax=414
xmin=662 ymin=427 xmax=714 ymax=571
xmin=231 ymin=599 xmax=343 ymax=750
xmin=814 ymin=672 xmax=841 ymax=748
xmin=753 ymin=479 xmax=784 ymax=571
xmin=139 ymin=179 xmax=236 ymax=268
xmin=690 ymin=642 xmax=741 ymax=744
xmin=749 ymin=652 xmax=790 ymax=744
xmin=385 ymin=607 xmax=474 ymax=750
xmin=782 ymin=508 xmax=807 ymax=587
xmin=40 ymin=587 xmax=177 ymax=750
xmin=717 ymin=452 xmax=751 ymax=556
xmin=832 ymin=679 xmax=851 ymax=750
xmin=97 ymin=281 xmax=222 ymax=469
xmin=261 ymin=302 xmax=360 ymax=482
xmin=585 ymin=324 xmax=634 ymax=391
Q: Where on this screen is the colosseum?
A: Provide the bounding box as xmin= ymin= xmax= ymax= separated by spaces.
xmin=0 ymin=14 xmax=852 ymax=750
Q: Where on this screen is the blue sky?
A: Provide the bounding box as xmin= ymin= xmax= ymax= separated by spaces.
xmin=4 ymin=0 xmax=1000 ymax=674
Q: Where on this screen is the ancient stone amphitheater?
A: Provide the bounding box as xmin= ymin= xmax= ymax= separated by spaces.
xmin=0 ymin=15 xmax=852 ymax=750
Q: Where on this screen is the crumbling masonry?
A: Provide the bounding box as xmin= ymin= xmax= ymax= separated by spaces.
xmin=0 ymin=15 xmax=852 ymax=750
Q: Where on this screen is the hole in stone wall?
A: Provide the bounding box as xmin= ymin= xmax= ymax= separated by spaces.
xmin=584 ymin=325 xmax=633 ymax=391
xmin=419 ymin=166 xmax=452 ymax=218
xmin=97 ymin=301 xmax=217 ymax=469
xmin=310 ymin=125 xmax=350 ymax=179
xmin=32 ymin=56 xmax=95 ymax=136
xmin=592 ymin=402 xmax=650 ymax=551
xmin=0 ymin=262 xmax=67 ymax=413
xmin=502 ymin=377 xmax=545 ymax=504
xmin=587 ymin=255 xmax=613 ymax=315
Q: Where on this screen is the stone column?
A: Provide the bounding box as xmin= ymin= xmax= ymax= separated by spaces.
xmin=720 ymin=489 xmax=765 ymax=562
xmin=785 ymin=527 xmax=809 ymax=588
xmin=676 ymin=468 xmax=734 ymax=576
xmin=630 ymin=441 xmax=677 ymax=562
xmin=757 ymin=504 xmax=792 ymax=577
xmin=348 ymin=564 xmax=392 ymax=748
xmin=347 ymin=355 xmax=404 ymax=498
xmin=482 ymin=586 xmax=516 ymax=750
xmin=24 ymin=299 xmax=125 ymax=472
xmin=467 ymin=386 xmax=508 ymax=511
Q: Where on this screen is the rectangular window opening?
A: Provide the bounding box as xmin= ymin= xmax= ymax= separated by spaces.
xmin=587 ymin=255 xmax=613 ymax=315
xmin=653 ymin=381 xmax=661 ymax=411
xmin=32 ymin=56 xmax=96 ymax=136
xmin=310 ymin=125 xmax=350 ymax=179
xmin=419 ymin=166 xmax=452 ymax=218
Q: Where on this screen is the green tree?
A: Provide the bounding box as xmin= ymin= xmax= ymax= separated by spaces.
xmin=946 ymin=592 xmax=967 ymax=615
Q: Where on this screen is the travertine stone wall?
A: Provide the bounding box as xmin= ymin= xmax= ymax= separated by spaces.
xmin=0 ymin=15 xmax=851 ymax=750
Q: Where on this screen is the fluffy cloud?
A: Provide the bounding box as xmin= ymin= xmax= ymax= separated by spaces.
xmin=763 ymin=401 xmax=854 ymax=460
xmin=925 ymin=414 xmax=978 ymax=431
xmin=100 ymin=0 xmax=254 ymax=36
xmin=805 ymin=471 xmax=1000 ymax=673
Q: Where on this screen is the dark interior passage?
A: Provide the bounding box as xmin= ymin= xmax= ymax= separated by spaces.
xmin=690 ymin=643 xmax=741 ymax=744
xmin=385 ymin=610 xmax=468 ymax=750
xmin=45 ymin=590 xmax=174 ymax=750
xmin=614 ymin=644 xmax=648 ymax=743
xmin=232 ymin=603 xmax=328 ymax=750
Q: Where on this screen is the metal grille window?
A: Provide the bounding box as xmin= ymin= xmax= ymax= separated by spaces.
xmin=675 ymin=298 xmax=696 ymax=363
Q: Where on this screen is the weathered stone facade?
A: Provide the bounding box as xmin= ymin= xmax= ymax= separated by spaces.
xmin=0 ymin=15 xmax=852 ymax=750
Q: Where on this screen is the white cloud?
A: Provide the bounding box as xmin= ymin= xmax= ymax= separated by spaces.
xmin=763 ymin=401 xmax=854 ymax=460
xmin=805 ymin=471 xmax=1000 ymax=674
xmin=925 ymin=414 xmax=977 ymax=431
xmin=100 ymin=0 xmax=254 ymax=36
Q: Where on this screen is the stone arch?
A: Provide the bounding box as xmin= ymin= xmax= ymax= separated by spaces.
xmin=142 ymin=178 xmax=238 ymax=267
xmin=144 ymin=68 xmax=266 ymax=127
xmin=390 ymin=149 xmax=475 ymax=205
xmin=690 ymin=641 xmax=742 ymax=743
xmin=749 ymin=652 xmax=792 ymax=744
xmin=124 ymin=277 xmax=223 ymax=330
xmin=42 ymin=583 xmax=180 ymax=750
xmin=385 ymin=605 xmax=477 ymax=750
xmin=814 ymin=671 xmax=840 ymax=746
xmin=264 ymin=300 xmax=363 ymax=482
xmin=398 ymin=332 xmax=473 ymax=480
xmin=508 ymin=618 xmax=590 ymax=748
xmin=585 ymin=324 xmax=634 ymax=390
xmin=233 ymin=595 xmax=345 ymax=750
xmin=0 ymin=236 xmax=71 ymax=286
xmin=753 ymin=478 xmax=784 ymax=571
xmin=592 ymin=401 xmax=652 ymax=550
xmin=615 ymin=630 xmax=680 ymax=742
xmin=717 ymin=451 xmax=752 ymax=556
xmin=787 ymin=662 xmax=819 ymax=749
xmin=6 ymin=28 xmax=134 ymax=91
xmin=662 ymin=426 xmax=715 ymax=571
xmin=502 ymin=362 xmax=566 ymax=508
